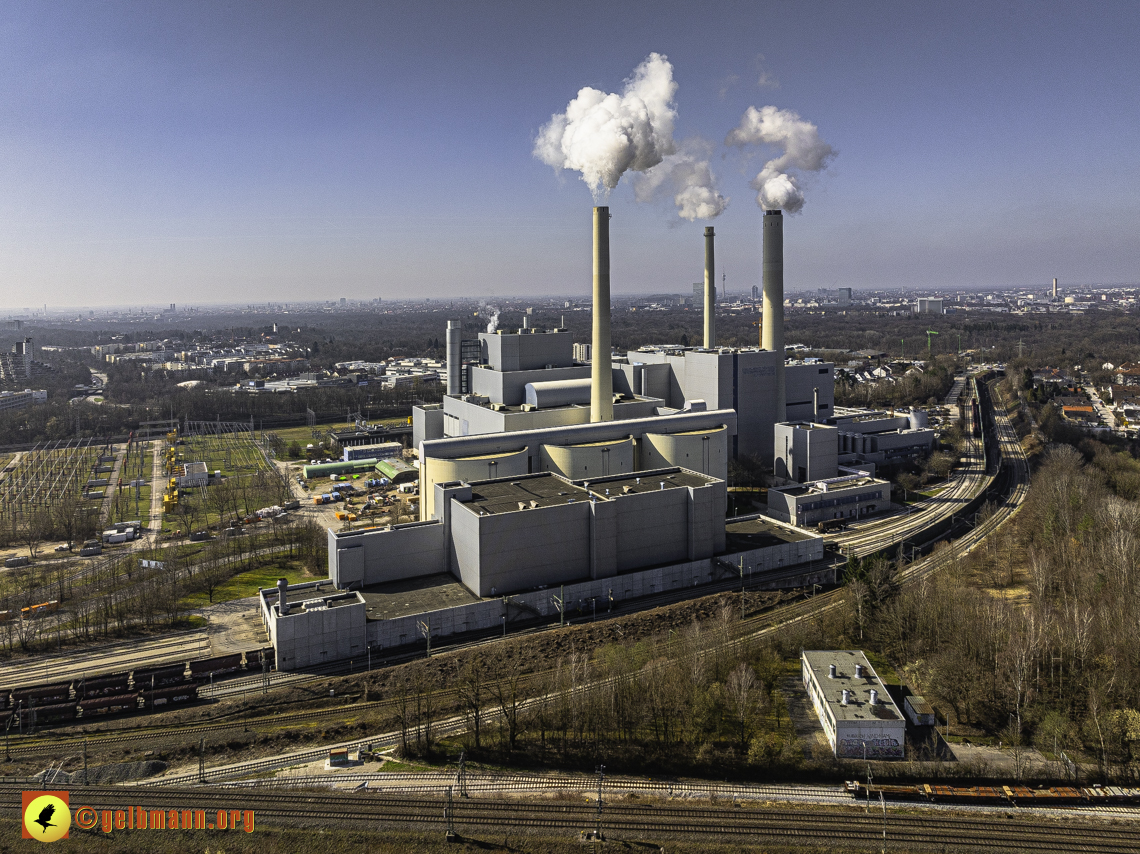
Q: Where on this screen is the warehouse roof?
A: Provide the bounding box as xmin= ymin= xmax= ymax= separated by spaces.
xmin=802 ymin=650 xmax=902 ymax=723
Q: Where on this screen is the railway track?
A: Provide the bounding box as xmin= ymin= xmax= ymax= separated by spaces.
xmin=0 ymin=784 xmax=1133 ymax=852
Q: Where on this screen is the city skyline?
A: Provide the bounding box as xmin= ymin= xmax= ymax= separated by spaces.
xmin=2 ymin=0 xmax=1139 ymax=307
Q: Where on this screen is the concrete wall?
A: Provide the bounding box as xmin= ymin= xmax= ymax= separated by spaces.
xmin=642 ymin=426 xmax=727 ymax=476
xmin=612 ymin=485 xmax=691 ymax=571
xmin=329 ymin=520 xmax=448 ymax=587
xmin=421 ymin=447 xmax=530 ymax=519
xmin=480 ymin=330 xmax=574 ymax=373
xmin=260 ymin=583 xmax=365 ymax=671
xmin=774 ymin=423 xmax=839 ymax=482
xmin=470 ymin=364 xmax=589 ymax=406
xmin=459 ymin=500 xmax=593 ymax=597
xmin=412 ymin=404 xmax=445 ymax=447
xmin=540 ymin=437 xmax=635 ymax=480
xmin=786 ymin=363 xmax=836 ymax=422
xmin=633 ymin=348 xmax=784 ymax=462
xmin=364 ymin=529 xmax=823 ymax=653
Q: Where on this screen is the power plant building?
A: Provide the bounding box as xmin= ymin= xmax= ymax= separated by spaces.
xmin=266 ymin=205 xmax=930 ymax=672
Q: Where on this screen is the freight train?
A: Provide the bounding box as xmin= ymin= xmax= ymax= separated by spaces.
xmin=2 ymin=647 xmax=274 ymax=729
xmin=847 ymin=780 xmax=1140 ymax=807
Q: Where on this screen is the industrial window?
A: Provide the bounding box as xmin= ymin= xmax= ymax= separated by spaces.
xmin=818 ymin=367 xmax=829 ymax=374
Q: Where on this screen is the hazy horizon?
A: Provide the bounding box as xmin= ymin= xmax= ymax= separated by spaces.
xmin=3 ymin=1 xmax=1139 ymax=309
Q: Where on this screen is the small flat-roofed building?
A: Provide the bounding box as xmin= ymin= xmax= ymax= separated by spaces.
xmin=767 ymin=474 xmax=890 ymax=528
xmin=177 ymin=461 xmax=209 ymax=489
xmin=801 ymin=650 xmax=906 ymax=759
xmin=344 ymin=442 xmax=402 ymax=462
xmin=904 ymin=695 xmax=936 ymax=726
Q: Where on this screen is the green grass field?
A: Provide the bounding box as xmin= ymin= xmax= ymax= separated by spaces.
xmin=178 ymin=557 xmax=316 ymax=607
xmin=271 ymin=417 xmax=410 ymax=451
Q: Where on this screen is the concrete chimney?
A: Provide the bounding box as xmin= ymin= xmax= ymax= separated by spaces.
xmin=763 ymin=209 xmax=785 ymax=422
xmin=277 ymin=578 xmax=289 ymax=616
xmin=445 ymin=320 xmax=461 ymax=396
xmin=1052 ymin=277 xmax=1058 ymax=300
xmin=703 ymin=226 xmax=716 ymax=349
xmin=591 ymin=206 xmax=613 ymax=422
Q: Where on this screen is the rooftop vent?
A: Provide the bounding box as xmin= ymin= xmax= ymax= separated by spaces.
xmin=855 ymin=663 xmax=864 ymax=678
xmin=828 ymin=664 xmax=836 ymax=678
xmin=841 ymin=689 xmax=850 ymax=706
xmin=869 ymin=689 xmax=879 ymax=706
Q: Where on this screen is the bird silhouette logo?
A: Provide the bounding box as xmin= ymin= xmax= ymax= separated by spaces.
xmin=22 ymin=792 xmax=70 ymax=842
xmin=34 ymin=803 xmax=56 ymax=833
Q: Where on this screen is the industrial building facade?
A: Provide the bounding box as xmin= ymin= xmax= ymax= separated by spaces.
xmin=330 ymin=466 xmax=726 ymax=598
xmin=801 ymin=650 xmax=906 ymax=759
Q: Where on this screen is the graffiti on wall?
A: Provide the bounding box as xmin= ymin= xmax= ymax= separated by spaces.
xmin=838 ymin=736 xmax=903 ymax=759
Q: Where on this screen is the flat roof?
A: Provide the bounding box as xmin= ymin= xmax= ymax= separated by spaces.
xmin=802 ymin=650 xmax=903 ymax=723
xmin=360 ymin=573 xmax=481 ymax=621
xmin=277 ymin=587 xmax=363 ymax=611
xmin=462 ymin=473 xmax=589 ymax=515
xmin=579 ymin=469 xmax=716 ymax=498
xmin=725 ymin=516 xmax=814 ymax=548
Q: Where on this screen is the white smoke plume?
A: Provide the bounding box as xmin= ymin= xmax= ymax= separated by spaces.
xmin=485 ymin=308 xmax=500 ymax=334
xmin=725 ymin=105 xmax=834 ymax=213
xmin=633 ymin=140 xmax=728 ymax=221
xmin=534 ymin=53 xmax=678 ymax=199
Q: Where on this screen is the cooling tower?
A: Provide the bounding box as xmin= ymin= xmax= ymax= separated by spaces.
xmin=703 ymin=226 xmax=716 ymax=349
xmin=446 ymin=320 xmax=461 ymax=395
xmin=591 ymin=206 xmax=613 ymax=422
xmin=763 ymin=209 xmax=785 ymax=422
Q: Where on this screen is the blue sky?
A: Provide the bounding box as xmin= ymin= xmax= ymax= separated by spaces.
xmin=1 ymin=0 xmax=1138 ymax=307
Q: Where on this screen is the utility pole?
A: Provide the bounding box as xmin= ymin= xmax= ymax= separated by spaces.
xmin=594 ymin=765 xmax=606 ymax=841
xmin=457 ymin=750 xmax=468 ymax=798
xmin=418 ymin=619 xmax=432 ymax=658
xmin=552 ymin=586 xmax=565 ymax=627
xmin=739 ymin=556 xmax=746 ymax=619
xmin=198 ymin=737 xmax=205 ymax=783
xmin=445 ymin=785 xmax=456 ymax=841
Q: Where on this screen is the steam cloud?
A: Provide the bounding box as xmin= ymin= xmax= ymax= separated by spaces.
xmin=633 ymin=140 xmax=728 ymax=221
xmin=485 ymin=308 xmax=500 ymax=334
xmin=534 ymin=53 xmax=678 ymax=200
xmin=725 ymin=105 xmax=834 ymax=213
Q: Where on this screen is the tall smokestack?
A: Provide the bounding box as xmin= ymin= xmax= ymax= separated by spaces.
xmin=591 ymin=206 xmax=613 ymax=422
xmin=446 ymin=320 xmax=461 ymax=396
xmin=1052 ymin=277 xmax=1058 ymax=300
xmin=703 ymin=226 xmax=716 ymax=348
xmin=763 ymin=209 xmax=785 ymax=421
